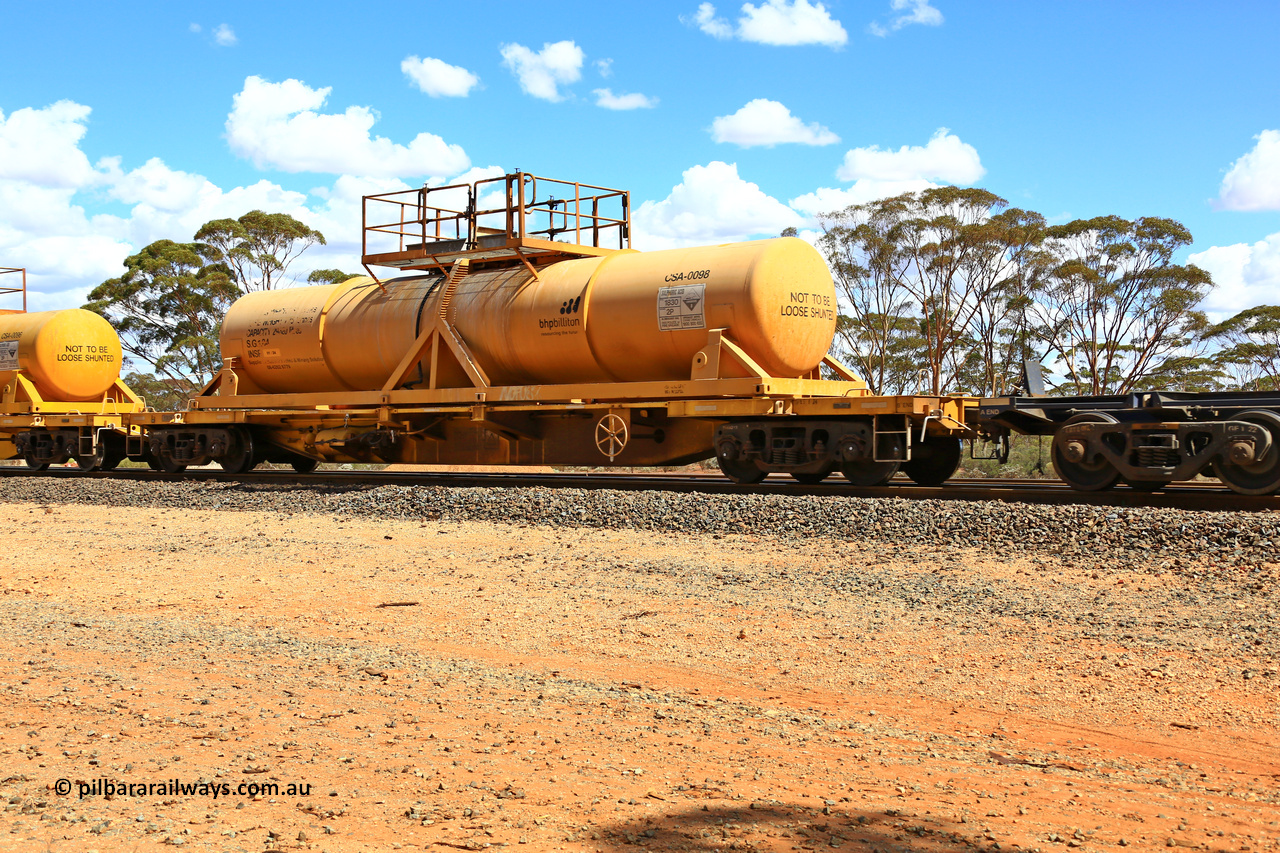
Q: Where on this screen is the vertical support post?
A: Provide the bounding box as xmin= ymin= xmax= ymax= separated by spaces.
xmin=621 ymin=192 xmax=631 ymax=248
xmin=518 ymin=173 xmax=527 ymax=240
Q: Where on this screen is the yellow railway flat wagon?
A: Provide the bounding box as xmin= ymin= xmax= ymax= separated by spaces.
xmin=0 ymin=267 xmax=144 ymax=469
xmin=128 ymin=173 xmax=969 ymax=484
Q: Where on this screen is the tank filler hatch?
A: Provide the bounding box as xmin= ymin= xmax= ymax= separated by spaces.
xmin=0 ymin=267 xmax=27 ymax=316
xmin=361 ymin=171 xmax=630 ymax=280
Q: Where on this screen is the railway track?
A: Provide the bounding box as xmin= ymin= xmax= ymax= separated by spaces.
xmin=2 ymin=465 xmax=1277 ymax=513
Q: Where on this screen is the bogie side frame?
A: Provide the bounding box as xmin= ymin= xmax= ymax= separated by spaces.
xmin=977 ymin=389 xmax=1280 ymax=495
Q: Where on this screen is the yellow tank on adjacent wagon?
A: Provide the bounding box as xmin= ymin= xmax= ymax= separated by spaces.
xmin=0 ymin=309 xmax=125 ymax=401
xmin=0 ymin=292 xmax=144 ymax=470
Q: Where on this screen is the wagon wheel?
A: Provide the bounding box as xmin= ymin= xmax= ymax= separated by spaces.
xmin=1123 ymin=478 xmax=1171 ymax=492
xmin=840 ymin=459 xmax=900 ymax=486
xmin=147 ymin=455 xmax=187 ymax=473
xmin=902 ymin=434 xmax=962 ymax=486
xmin=73 ymin=442 xmax=106 ymax=472
xmin=23 ymin=453 xmax=49 ymax=472
xmin=594 ymin=414 xmax=629 ymax=461
xmin=218 ymin=427 xmax=259 ymax=474
xmin=1212 ymin=409 xmax=1280 ymax=495
xmin=145 ymin=444 xmax=187 ymax=474
xmin=719 ymin=458 xmax=767 ymax=484
xmin=1051 ymin=412 xmax=1121 ymax=491
xmin=791 ymin=464 xmax=834 ymax=484
xmin=290 ymin=457 xmax=320 ymax=473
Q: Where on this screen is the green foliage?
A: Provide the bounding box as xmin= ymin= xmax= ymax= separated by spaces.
xmin=85 ymin=240 xmax=239 ymax=395
xmin=195 ymin=210 xmax=325 ymax=292
xmin=121 ymin=370 xmax=192 ymax=412
xmin=958 ymin=434 xmax=1054 ymax=478
xmin=306 ymin=268 xmax=361 ymax=285
xmin=817 ymin=189 xmax=1047 ymax=396
xmin=87 ymin=211 xmax=326 ymax=396
xmin=830 ymin=311 xmax=925 ymax=395
xmin=816 ymin=191 xmax=1228 ymax=396
xmin=1205 ymin=305 xmax=1280 ymax=390
xmin=1032 ymin=215 xmax=1214 ymax=394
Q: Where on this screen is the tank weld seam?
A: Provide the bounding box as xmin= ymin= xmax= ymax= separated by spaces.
xmin=579 ymin=252 xmax=629 ymax=384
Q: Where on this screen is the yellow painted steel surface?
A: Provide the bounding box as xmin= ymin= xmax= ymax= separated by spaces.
xmin=220 ymin=237 xmax=837 ymax=393
xmin=0 ymin=309 xmax=123 ymax=401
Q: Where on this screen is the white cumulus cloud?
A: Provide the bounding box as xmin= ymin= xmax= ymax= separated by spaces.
xmin=1216 ymin=129 xmax=1280 ymax=212
xmin=0 ymin=100 xmax=104 ymax=189
xmin=594 ymin=89 xmax=658 ymax=110
xmin=869 ymin=0 xmax=943 ymax=36
xmin=738 ymin=0 xmax=848 ymax=46
xmin=0 ymin=97 xmax=501 ymax=310
xmin=213 ymin=23 xmax=237 ymax=46
xmin=790 ymin=128 xmax=984 ymax=217
xmin=711 ymin=99 xmax=839 ymax=147
xmin=789 ymin=179 xmax=937 ymax=217
xmin=1190 ymin=233 xmax=1280 ymax=317
xmin=837 ymin=128 xmax=983 ymax=183
xmin=499 ymin=41 xmax=584 ymax=102
xmin=225 ymin=76 xmax=469 ymax=178
xmin=633 ymin=161 xmax=802 ymax=251
xmin=401 ymin=56 xmax=480 ymax=98
xmin=100 ymin=156 xmax=211 ymax=212
xmin=687 ymin=2 xmax=734 ymax=38
xmin=686 ymin=1 xmax=846 ymax=47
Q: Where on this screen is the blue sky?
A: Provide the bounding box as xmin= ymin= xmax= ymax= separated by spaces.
xmin=2 ymin=0 xmax=1279 ymax=315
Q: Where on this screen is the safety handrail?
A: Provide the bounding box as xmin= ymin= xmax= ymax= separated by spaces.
xmin=0 ymin=267 xmax=27 ymax=313
xmin=362 ymin=172 xmax=631 ymax=260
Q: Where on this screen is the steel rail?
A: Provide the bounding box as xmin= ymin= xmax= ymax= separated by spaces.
xmin=0 ymin=466 xmax=1276 ymax=513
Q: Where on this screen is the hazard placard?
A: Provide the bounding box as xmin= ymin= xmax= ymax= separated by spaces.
xmin=656 ymin=284 xmax=706 ymax=331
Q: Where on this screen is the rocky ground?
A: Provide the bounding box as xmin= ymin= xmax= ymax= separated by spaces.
xmin=0 ymin=477 xmax=1277 ymax=852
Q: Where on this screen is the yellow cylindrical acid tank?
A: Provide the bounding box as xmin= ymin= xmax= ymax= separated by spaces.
xmin=220 ymin=237 xmax=837 ymax=393
xmin=0 ymin=309 xmax=124 ymax=401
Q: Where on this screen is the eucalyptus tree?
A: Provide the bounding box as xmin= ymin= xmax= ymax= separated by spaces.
xmin=817 ymin=203 xmax=922 ymax=395
xmin=1031 ymin=216 xmax=1213 ymax=395
xmin=85 ymin=240 xmax=240 ymax=399
xmin=195 ymin=210 xmax=326 ymax=293
xmin=1206 ymin=305 xmax=1280 ymax=390
xmin=818 ymin=188 xmax=1046 ymax=396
